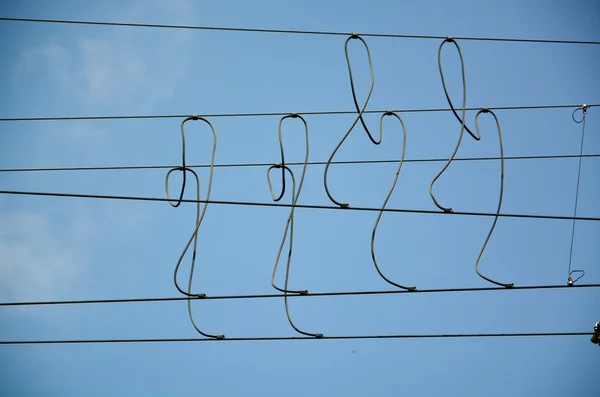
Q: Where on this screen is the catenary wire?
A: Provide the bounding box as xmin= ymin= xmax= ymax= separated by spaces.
xmin=567 ymin=105 xmax=589 ymax=286
xmin=1 ymin=189 xmax=599 ymax=221
xmin=2 ymin=283 xmax=599 ymax=307
xmin=0 ymin=332 xmax=592 ymax=345
xmin=0 ymin=17 xmax=599 ymax=45
xmin=1 ymin=153 xmax=598 ymax=174
xmin=370 ymin=112 xmax=416 ymax=291
xmin=0 ymin=104 xmax=595 ymax=123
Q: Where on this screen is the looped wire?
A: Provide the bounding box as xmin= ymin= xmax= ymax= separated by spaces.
xmin=266 ymin=115 xmax=322 ymax=338
xmin=473 ymin=108 xmax=514 ymax=288
xmin=566 ymin=105 xmax=588 ymax=285
xmin=165 ymin=115 xmax=224 ymax=339
xmin=324 ymin=33 xmax=376 ymax=209
xmin=430 ymin=38 xmax=480 ymax=213
xmin=371 ymin=111 xmax=416 ymax=291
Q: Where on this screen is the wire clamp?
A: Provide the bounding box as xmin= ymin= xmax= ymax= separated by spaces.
xmin=191 ymin=114 xmax=199 ymax=120
xmin=350 ymin=33 xmax=359 ymax=39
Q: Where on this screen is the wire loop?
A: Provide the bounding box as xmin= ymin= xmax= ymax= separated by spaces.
xmin=473 ymin=109 xmax=513 ymax=288
xmin=430 ymin=38 xmax=480 ymax=213
xmin=370 ymin=112 xmax=416 ymax=291
xmin=165 ymin=116 xmax=224 ymax=339
xmin=266 ymin=115 xmax=322 ymax=338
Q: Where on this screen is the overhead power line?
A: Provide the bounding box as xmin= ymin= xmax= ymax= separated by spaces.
xmin=2 ymin=283 xmax=598 ymax=308
xmin=0 ymin=104 xmax=596 ymax=123
xmin=1 ymin=17 xmax=599 ymax=45
xmin=1 ymin=189 xmax=599 ymax=221
xmin=2 ymin=153 xmax=598 ymax=174
xmin=0 ymin=332 xmax=591 ymax=345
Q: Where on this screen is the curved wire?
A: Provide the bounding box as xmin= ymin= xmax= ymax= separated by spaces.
xmin=324 ymin=33 xmax=376 ymax=208
xmin=266 ymin=115 xmax=322 ymax=338
xmin=165 ymin=115 xmax=224 ymax=339
xmin=266 ymin=114 xmax=309 ymax=294
xmin=430 ymin=37 xmax=480 ymax=213
xmin=371 ymin=112 xmax=416 ymax=291
xmin=473 ymin=109 xmax=513 ymax=288
xmin=567 ymin=105 xmax=588 ymax=286
xmin=267 ymin=113 xmax=307 ymax=202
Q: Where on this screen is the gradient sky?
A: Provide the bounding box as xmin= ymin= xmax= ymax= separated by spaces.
xmin=1 ymin=1 xmax=599 ymax=396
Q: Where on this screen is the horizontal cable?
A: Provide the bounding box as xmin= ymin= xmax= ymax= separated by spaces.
xmin=2 ymin=284 xmax=598 ymax=308
xmin=1 ymin=153 xmax=598 ymax=174
xmin=0 ymin=104 xmax=596 ymax=123
xmin=0 ymin=332 xmax=591 ymax=345
xmin=1 ymin=17 xmax=599 ymax=45
xmin=1 ymin=189 xmax=599 ymax=221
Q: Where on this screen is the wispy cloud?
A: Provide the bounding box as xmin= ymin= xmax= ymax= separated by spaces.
xmin=0 ymin=210 xmax=89 ymax=303
xmin=16 ymin=0 xmax=196 ymax=111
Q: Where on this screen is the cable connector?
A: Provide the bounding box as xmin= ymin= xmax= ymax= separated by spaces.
xmin=191 ymin=114 xmax=199 ymax=120
xmin=290 ymin=112 xmax=298 ymax=118
xmin=445 ymin=36 xmax=454 ymax=42
xmin=591 ymin=321 xmax=600 ymax=345
xmin=581 ymin=104 xmax=588 ymax=115
xmin=350 ymin=33 xmax=359 ymax=39
xmin=273 ymin=162 xmax=283 ymax=169
xmin=481 ymin=107 xmax=490 ymax=113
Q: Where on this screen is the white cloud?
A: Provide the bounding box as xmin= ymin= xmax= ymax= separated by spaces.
xmin=16 ymin=0 xmax=196 ymax=111
xmin=0 ymin=210 xmax=89 ymax=303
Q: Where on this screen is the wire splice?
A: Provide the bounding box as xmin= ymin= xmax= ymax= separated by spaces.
xmin=165 ymin=116 xmax=224 ymax=339
xmin=473 ymin=109 xmax=513 ymax=288
xmin=324 ymin=33 xmax=376 ymax=209
xmin=371 ymin=112 xmax=416 ymax=291
xmin=266 ymin=114 xmax=322 ymax=338
xmin=430 ymin=38 xmax=481 ymax=213
xmin=567 ymin=105 xmax=588 ymax=286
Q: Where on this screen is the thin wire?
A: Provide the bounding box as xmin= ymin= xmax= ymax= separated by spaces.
xmin=430 ymin=38 xmax=480 ymax=213
xmin=0 ymin=104 xmax=595 ymax=122
xmin=473 ymin=109 xmax=513 ymax=288
xmin=567 ymin=105 xmax=588 ymax=286
xmin=2 ymin=284 xmax=599 ymax=307
xmin=164 ymin=116 xmax=224 ymax=339
xmin=324 ymin=34 xmax=374 ymax=208
xmin=371 ymin=112 xmax=416 ymax=291
xmin=1 ymin=189 xmax=599 ymax=221
xmin=266 ymin=114 xmax=322 ymax=337
xmin=1 ymin=17 xmax=599 ymax=45
xmin=2 ymin=153 xmax=599 ymax=174
xmin=0 ymin=332 xmax=592 ymax=345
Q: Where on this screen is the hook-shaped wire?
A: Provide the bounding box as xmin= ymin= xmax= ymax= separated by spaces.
xmin=473 ymin=108 xmax=514 ymax=288
xmin=324 ymin=33 xmax=376 ymax=209
xmin=165 ymin=115 xmax=224 ymax=339
xmin=267 ymin=113 xmax=305 ymax=202
xmin=266 ymin=115 xmax=322 ymax=338
xmin=371 ymin=111 xmax=416 ymax=291
xmin=430 ymin=37 xmax=481 ymax=213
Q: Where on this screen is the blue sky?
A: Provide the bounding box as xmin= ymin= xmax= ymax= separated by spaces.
xmin=0 ymin=0 xmax=599 ymax=396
